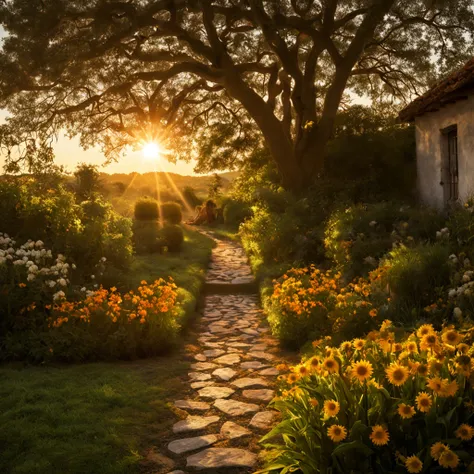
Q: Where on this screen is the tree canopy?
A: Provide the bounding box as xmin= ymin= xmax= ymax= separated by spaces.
xmin=0 ymin=0 xmax=473 ymax=189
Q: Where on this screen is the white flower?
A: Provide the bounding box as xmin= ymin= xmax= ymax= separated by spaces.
xmin=448 ymin=289 xmax=456 ymax=298
xmin=28 ymin=265 xmax=39 ymax=273
xmin=453 ymin=307 xmax=463 ymax=319
xmin=13 ymin=259 xmax=24 ymax=265
xmin=0 ymin=257 xmax=6 ymax=265
xmin=58 ymin=278 xmax=67 ymax=286
xmin=93 ymin=284 xmax=98 ymax=288
xmin=369 ymin=220 xmax=377 ymax=227
xmin=35 ymin=240 xmax=44 ymax=248
xmin=80 ymin=287 xmax=86 ymax=292
xmin=72 ymin=264 xmax=77 ymax=270
xmin=47 ymin=280 xmax=56 ymax=288
xmin=464 ymin=258 xmax=471 ymax=267
xmin=465 ymin=289 xmax=471 ymax=296
xmin=436 ymin=231 xmax=442 ymax=239
xmin=101 ymin=257 xmax=107 ymax=262
xmin=462 ymin=274 xmax=470 ymax=283
xmin=53 ymin=290 xmax=66 ymax=301
xmin=91 ymin=275 xmax=95 ymax=279
xmin=27 ymin=274 xmax=35 ymax=281
xmin=441 ymin=227 xmax=449 ymax=234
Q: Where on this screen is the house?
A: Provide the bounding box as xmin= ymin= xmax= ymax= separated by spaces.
xmin=399 ymin=58 xmax=474 ymax=209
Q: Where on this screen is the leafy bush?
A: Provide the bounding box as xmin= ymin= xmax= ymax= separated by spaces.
xmin=182 ymin=186 xmax=202 ymax=208
xmin=134 ymin=197 xmax=159 ymax=221
xmin=261 ymin=321 xmax=474 ymax=474
xmin=160 ymin=201 xmax=182 ymax=224
xmin=222 ymin=198 xmax=252 ymax=226
xmin=268 ymin=266 xmax=381 ymax=348
xmin=161 ymin=224 xmax=184 ymax=252
xmin=132 ymin=220 xmax=162 ymax=254
xmin=379 ymin=243 xmax=452 ymax=321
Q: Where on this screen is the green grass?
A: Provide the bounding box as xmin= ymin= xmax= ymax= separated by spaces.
xmin=203 ymin=224 xmax=240 ymax=241
xmin=0 ymin=357 xmax=188 ymax=474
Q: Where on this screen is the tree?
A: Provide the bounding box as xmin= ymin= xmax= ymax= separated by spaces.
xmin=74 ymin=163 xmax=102 ymax=200
xmin=0 ymin=0 xmax=473 ymax=190
xmin=208 ymin=173 xmax=223 ymax=199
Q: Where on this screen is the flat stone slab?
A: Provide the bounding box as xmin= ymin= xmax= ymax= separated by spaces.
xmin=241 ymin=361 xmax=270 ymax=370
xmin=202 ymin=349 xmax=226 ymax=357
xmin=173 ymin=416 xmax=220 ymax=434
xmin=232 ymin=377 xmax=269 ymax=389
xmin=213 ymin=354 xmax=241 ymax=365
xmin=248 ymin=351 xmax=276 ymax=361
xmin=220 ymin=421 xmax=252 ymax=440
xmin=214 ymin=399 xmax=260 ymax=416
xmin=240 ymin=328 xmax=259 ymax=336
xmin=174 ymin=400 xmax=210 ymax=412
xmin=259 ymin=367 xmax=280 ymax=376
xmin=212 ymin=367 xmax=237 ymax=381
xmin=194 ymin=354 xmax=207 ymax=362
xmin=186 ymin=448 xmax=257 ymax=469
xmin=198 ymin=386 xmax=235 ymax=399
xmin=249 ymin=411 xmax=277 ymax=430
xmin=190 ymin=381 xmax=215 ymax=389
xmin=168 ymin=435 xmax=217 ymax=454
xmin=243 ymin=389 xmax=275 ymax=402
xmin=188 ymin=372 xmax=212 ymax=382
xmin=166 ymin=471 xmax=185 ymax=474
xmin=191 ymin=362 xmax=218 ymax=371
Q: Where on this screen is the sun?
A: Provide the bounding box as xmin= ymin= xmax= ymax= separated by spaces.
xmin=142 ymin=142 xmax=162 ymax=161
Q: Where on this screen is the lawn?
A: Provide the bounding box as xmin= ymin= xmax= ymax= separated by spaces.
xmin=0 ymin=226 xmax=213 ymax=474
xmin=0 ymin=357 xmax=188 ymax=474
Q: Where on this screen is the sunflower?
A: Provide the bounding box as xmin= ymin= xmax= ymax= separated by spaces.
xmin=438 ymin=449 xmax=459 ymax=469
xmin=369 ymin=425 xmax=390 ymax=446
xmin=426 ymin=376 xmax=446 ymax=394
xmin=455 ymin=423 xmax=474 ymax=441
xmin=393 ymin=343 xmax=403 ymax=352
xmin=297 ymin=365 xmax=309 ymax=377
xmin=406 ymin=341 xmax=418 ymax=353
xmin=417 ymin=364 xmax=429 ymax=376
xmin=398 ymin=403 xmax=415 ymax=419
xmin=420 ymin=333 xmax=440 ymax=351
xmin=416 ymin=324 xmax=435 ymax=338
xmin=439 ymin=380 xmax=458 ymax=398
xmin=322 ymin=357 xmax=339 ymax=374
xmin=429 ymin=359 xmax=443 ymax=374
xmin=353 ymin=338 xmax=365 ymax=350
xmin=327 ymin=424 xmax=347 ymax=442
xmin=405 ymin=455 xmax=423 ymax=473
xmin=340 ymin=341 xmax=352 ymax=352
xmin=457 ymin=342 xmax=470 ymax=354
xmin=441 ymin=329 xmax=463 ymax=346
xmin=323 ymin=399 xmax=340 ymax=417
xmin=308 ymin=356 xmax=320 ymax=370
xmin=287 ymin=373 xmax=299 ymax=384
xmin=386 ymin=362 xmax=409 ymax=386
xmin=416 ymin=392 xmax=432 ymax=413
xmin=430 ymin=442 xmax=448 ymax=460
xmin=350 ymin=360 xmax=373 ymax=383
xmin=309 ymin=398 xmax=319 ymax=408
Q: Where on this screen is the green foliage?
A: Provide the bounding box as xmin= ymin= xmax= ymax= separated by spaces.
xmin=160 ymin=201 xmax=182 ymax=224
xmin=182 ymin=186 xmax=202 ymax=208
xmin=207 ymin=173 xmax=223 ymax=199
xmin=132 ymin=220 xmax=162 ymax=255
xmin=222 ymin=198 xmax=252 ymax=226
xmin=382 ymin=243 xmax=452 ymax=321
xmin=74 ymin=163 xmax=102 ymax=201
xmin=133 ymin=197 xmax=159 ymax=221
xmin=161 ymin=224 xmax=184 ymax=253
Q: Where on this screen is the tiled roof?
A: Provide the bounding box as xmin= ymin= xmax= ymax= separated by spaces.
xmin=399 ymin=57 xmax=474 ymax=122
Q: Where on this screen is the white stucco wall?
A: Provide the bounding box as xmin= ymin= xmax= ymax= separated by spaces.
xmin=415 ymin=94 xmax=474 ymax=209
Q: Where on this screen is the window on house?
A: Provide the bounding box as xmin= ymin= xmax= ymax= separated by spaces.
xmin=441 ymin=125 xmax=458 ymax=203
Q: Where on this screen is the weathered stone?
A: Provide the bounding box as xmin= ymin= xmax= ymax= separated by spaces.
xmin=212 ymin=367 xmax=237 ymax=381
xmin=214 ymin=399 xmax=260 ymax=416
xmin=227 ymin=342 xmax=252 ymax=348
xmin=174 ymin=400 xmax=210 ymax=412
xmin=188 ymin=372 xmax=212 ymax=382
xmin=198 ymin=386 xmax=235 ymax=399
xmin=168 ymin=435 xmax=217 ymax=454
xmin=243 ymin=389 xmax=275 ymax=402
xmin=190 ymin=381 xmax=215 ymax=389
xmin=241 ymin=361 xmax=270 ymax=370
xmin=191 ymin=362 xmax=218 ymax=371
xmin=249 ymin=411 xmax=277 ymax=430
xmin=186 ymin=448 xmax=257 ymax=469
xmin=172 ymin=416 xmax=220 ymax=434
xmin=240 ymin=328 xmax=259 ymax=336
xmin=166 ymin=471 xmax=185 ymax=474
xmin=202 ymin=349 xmax=226 ymax=358
xmin=232 ymin=377 xmax=269 ymax=389
xmin=194 ymin=354 xmax=207 ymax=362
xmin=259 ymin=367 xmax=280 ymax=376
xmin=248 ymin=351 xmax=276 ymax=361
xmin=213 ymin=353 xmax=241 ymax=365
xmin=220 ymin=421 xmax=252 ymax=440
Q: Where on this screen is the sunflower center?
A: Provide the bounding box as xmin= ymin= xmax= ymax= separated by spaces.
xmin=393 ymin=369 xmax=404 ymax=380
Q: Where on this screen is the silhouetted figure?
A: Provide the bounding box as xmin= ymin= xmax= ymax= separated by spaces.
xmin=186 ymin=200 xmax=217 ymax=225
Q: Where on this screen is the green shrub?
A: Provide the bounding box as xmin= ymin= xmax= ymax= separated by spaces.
xmin=222 ymin=198 xmax=252 ymax=225
xmin=161 ymin=224 xmax=184 ymax=252
xmin=182 ymin=186 xmax=202 ymax=208
xmin=381 ymin=243 xmax=452 ymax=321
xmin=160 ymin=201 xmax=182 ymax=224
xmin=80 ymin=199 xmax=108 ymax=219
xmin=132 ymin=220 xmax=162 ymax=254
xmin=134 ymin=197 xmax=159 ymax=221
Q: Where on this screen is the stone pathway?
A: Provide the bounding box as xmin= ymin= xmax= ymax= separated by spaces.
xmin=166 ymin=235 xmax=284 ymax=473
